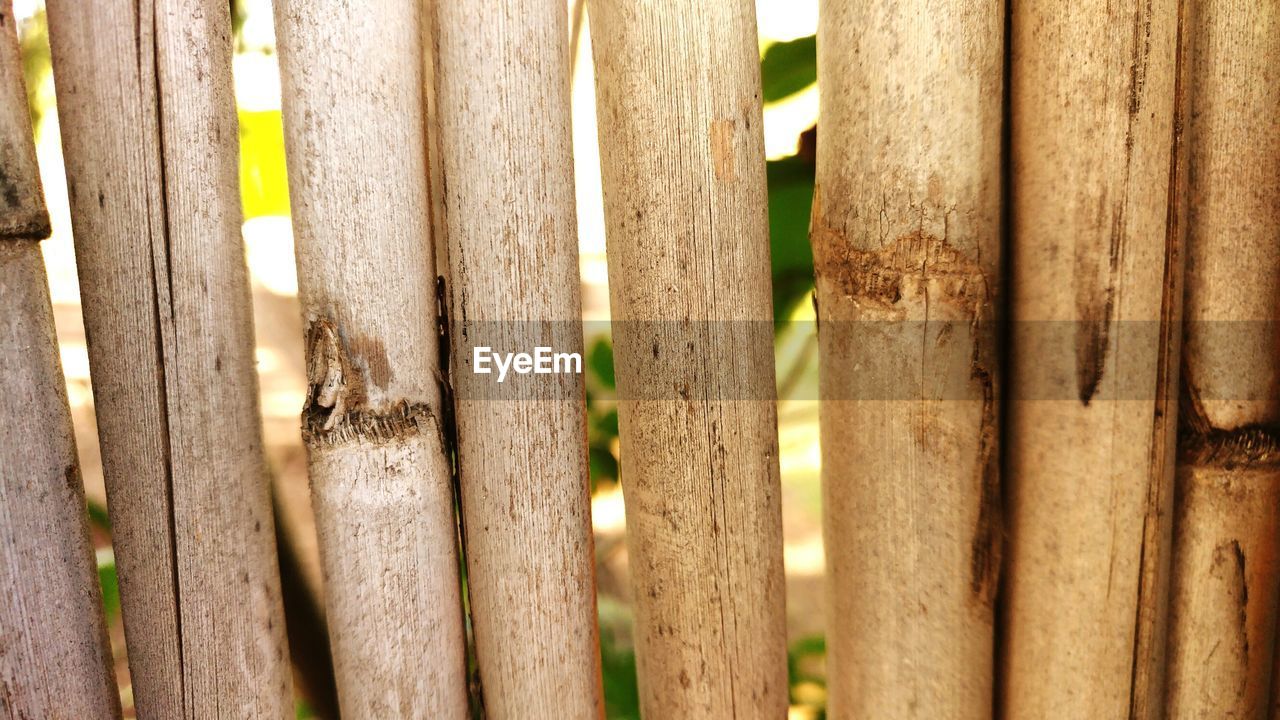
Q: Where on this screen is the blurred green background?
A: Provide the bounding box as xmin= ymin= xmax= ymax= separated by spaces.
xmin=14 ymin=0 xmax=826 ymax=717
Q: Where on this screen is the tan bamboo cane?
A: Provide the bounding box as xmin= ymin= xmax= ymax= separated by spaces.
xmin=45 ymin=1 xmax=293 ymax=716
xmin=426 ymin=0 xmax=603 ymax=716
xmin=809 ymin=2 xmax=1004 ymax=717
xmin=1003 ymin=1 xmax=1189 ymax=717
xmin=0 ymin=6 xmax=120 ymax=716
xmin=1164 ymin=2 xmax=1280 ymax=716
xmin=273 ymin=0 xmax=469 ymax=715
xmin=589 ymin=1 xmax=788 ymax=717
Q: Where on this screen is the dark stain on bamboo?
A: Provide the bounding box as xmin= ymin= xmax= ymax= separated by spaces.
xmin=302 ymin=317 xmax=438 ymax=445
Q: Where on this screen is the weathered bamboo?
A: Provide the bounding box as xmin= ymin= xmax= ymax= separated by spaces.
xmin=46 ymin=1 xmax=293 ymax=716
xmin=0 ymin=7 xmax=120 ymax=715
xmin=810 ymin=1 xmax=1004 ymax=716
xmin=426 ymin=1 xmax=603 ymax=717
xmin=274 ymin=0 xmax=469 ymax=716
xmin=1165 ymin=2 xmax=1280 ymax=716
xmin=590 ymin=2 xmax=788 ymax=717
xmin=1003 ymin=1 xmax=1188 ymax=717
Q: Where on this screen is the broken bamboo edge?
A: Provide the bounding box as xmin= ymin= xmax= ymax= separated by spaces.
xmin=274 ymin=0 xmax=469 ymax=715
xmin=427 ymin=0 xmax=604 ymax=716
xmin=46 ymin=1 xmax=293 ymax=716
xmin=1165 ymin=2 xmax=1280 ymax=716
xmin=590 ymin=1 xmax=788 ymax=717
xmin=1003 ymin=1 xmax=1188 ymax=717
xmin=0 ymin=6 xmax=120 ymax=716
xmin=812 ymin=1 xmax=1004 ymax=716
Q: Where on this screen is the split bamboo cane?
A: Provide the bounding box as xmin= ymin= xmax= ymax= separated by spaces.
xmin=273 ymin=0 xmax=469 ymax=715
xmin=1003 ymin=1 xmax=1188 ymax=717
xmin=0 ymin=5 xmax=120 ymax=715
xmin=589 ymin=1 xmax=788 ymax=717
xmin=810 ymin=2 xmax=1005 ymax=717
xmin=1164 ymin=1 xmax=1280 ymax=716
xmin=46 ymin=1 xmax=293 ymax=715
xmin=426 ymin=0 xmax=604 ymax=716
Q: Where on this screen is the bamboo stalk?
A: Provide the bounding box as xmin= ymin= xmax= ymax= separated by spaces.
xmin=810 ymin=1 xmax=1004 ymax=717
xmin=0 ymin=6 xmax=120 ymax=715
xmin=45 ymin=1 xmax=293 ymax=716
xmin=273 ymin=0 xmax=469 ymax=716
xmin=589 ymin=2 xmax=788 ymax=717
xmin=1003 ymin=1 xmax=1188 ymax=716
xmin=1165 ymin=2 xmax=1280 ymax=716
xmin=426 ymin=1 xmax=603 ymax=717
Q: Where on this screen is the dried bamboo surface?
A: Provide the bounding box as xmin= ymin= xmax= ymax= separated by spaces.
xmin=1165 ymin=1 xmax=1280 ymax=717
xmin=46 ymin=1 xmax=293 ymax=716
xmin=590 ymin=1 xmax=788 ymax=717
xmin=427 ymin=0 xmax=604 ymax=717
xmin=274 ymin=0 xmax=469 ymax=715
xmin=1003 ymin=1 xmax=1188 ymax=717
xmin=0 ymin=7 xmax=120 ymax=715
xmin=812 ymin=1 xmax=1004 ymax=716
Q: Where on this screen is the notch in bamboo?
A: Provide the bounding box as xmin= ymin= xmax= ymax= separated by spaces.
xmin=426 ymin=1 xmax=604 ymax=716
xmin=273 ymin=0 xmax=469 ymax=715
xmin=1164 ymin=1 xmax=1280 ymax=716
xmin=589 ymin=1 xmax=788 ymax=717
xmin=45 ymin=1 xmax=293 ymax=715
xmin=811 ymin=1 xmax=1005 ymax=716
xmin=0 ymin=5 xmax=120 ymax=716
xmin=1003 ymin=0 xmax=1188 ymax=716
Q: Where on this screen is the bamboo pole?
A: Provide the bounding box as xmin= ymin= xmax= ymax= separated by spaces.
xmin=1003 ymin=1 xmax=1188 ymax=717
xmin=0 ymin=6 xmax=120 ymax=715
xmin=589 ymin=2 xmax=788 ymax=717
xmin=426 ymin=1 xmax=603 ymax=717
xmin=45 ymin=1 xmax=293 ymax=716
xmin=810 ymin=2 xmax=1004 ymax=717
xmin=273 ymin=0 xmax=469 ymax=716
xmin=1165 ymin=2 xmax=1280 ymax=716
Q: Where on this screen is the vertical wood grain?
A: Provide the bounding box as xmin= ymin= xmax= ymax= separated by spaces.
xmin=811 ymin=1 xmax=1005 ymax=717
xmin=1003 ymin=1 xmax=1188 ymax=717
xmin=46 ymin=1 xmax=293 ymax=715
xmin=427 ymin=0 xmax=604 ymax=717
xmin=1166 ymin=1 xmax=1280 ymax=716
xmin=274 ymin=0 xmax=469 ymax=715
xmin=0 ymin=5 xmax=121 ymax=715
xmin=590 ymin=1 xmax=788 ymax=717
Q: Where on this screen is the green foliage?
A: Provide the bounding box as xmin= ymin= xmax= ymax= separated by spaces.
xmin=585 ymin=336 xmax=620 ymax=491
xmin=18 ymin=9 xmax=51 ymax=131
xmin=768 ymin=154 xmax=816 ymax=323
xmin=238 ymin=109 xmax=292 ymax=218
xmin=760 ymin=35 xmax=817 ymax=104
xmin=86 ymin=499 xmax=111 ymax=530
xmin=96 ymin=553 xmax=120 ymax=623
xmin=788 ymin=634 xmax=828 ymax=718
xmin=600 ymin=631 xmax=640 ymax=720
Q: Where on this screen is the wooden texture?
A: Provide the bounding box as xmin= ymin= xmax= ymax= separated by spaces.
xmin=1003 ymin=1 xmax=1187 ymax=717
xmin=1165 ymin=1 xmax=1280 ymax=716
xmin=590 ymin=1 xmax=788 ymax=717
xmin=427 ymin=0 xmax=603 ymax=717
xmin=46 ymin=1 xmax=293 ymax=716
xmin=811 ymin=1 xmax=1003 ymax=716
xmin=0 ymin=6 xmax=46 ymax=240
xmin=274 ymin=0 xmax=469 ymax=716
xmin=0 ymin=8 xmax=120 ymax=715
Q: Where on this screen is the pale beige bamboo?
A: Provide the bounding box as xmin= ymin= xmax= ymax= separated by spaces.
xmin=589 ymin=2 xmax=787 ymax=717
xmin=46 ymin=1 xmax=293 ymax=716
xmin=1003 ymin=1 xmax=1188 ymax=717
xmin=811 ymin=1 xmax=1004 ymax=716
xmin=273 ymin=1 xmax=469 ymax=716
xmin=426 ymin=0 xmax=603 ymax=717
xmin=0 ymin=6 xmax=120 ymax=715
xmin=1165 ymin=2 xmax=1280 ymax=716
